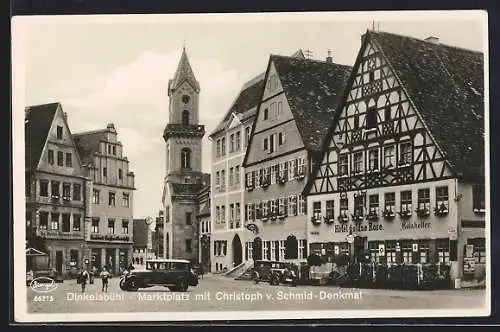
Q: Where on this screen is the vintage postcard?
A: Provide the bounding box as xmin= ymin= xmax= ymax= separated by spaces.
xmin=12 ymin=10 xmax=490 ymax=322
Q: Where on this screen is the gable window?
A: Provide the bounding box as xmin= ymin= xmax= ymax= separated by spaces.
xmin=277 ymin=101 xmax=283 ymax=117
xmin=353 ymin=152 xmax=363 ymax=174
xmin=235 ymin=132 xmax=241 ymax=150
xmin=384 ymin=192 xmax=395 ymax=213
xmin=326 ymin=200 xmax=335 ymax=218
xmin=339 ymin=155 xmax=348 ymax=176
xmin=50 ymin=213 xmax=59 ymax=230
xmin=57 ymin=151 xmax=64 ymax=166
xmin=270 ymin=102 xmax=277 ymax=120
xmin=399 ymin=142 xmax=412 ymax=166
xmin=181 ymin=148 xmax=191 ymax=169
xmin=353 ymin=114 xmax=360 ymax=129
xmin=216 ymin=139 xmax=221 ymax=157
xmin=122 ymin=193 xmax=130 ymax=207
xmin=62 ymin=182 xmax=71 ymax=200
xmin=436 ymin=186 xmax=449 ymax=211
xmin=278 ymin=132 xmax=285 ymax=146
xmin=122 ymin=220 xmax=129 ymax=234
xmin=230 ymin=134 xmax=235 ymax=152
xmin=384 ymin=106 xmax=391 ymax=122
xmin=108 ymin=192 xmax=116 ymax=206
xmin=263 ymin=108 xmax=269 ymax=120
xmin=235 ymin=166 xmax=240 ymax=185
xmin=369 ymin=71 xmax=375 ymax=83
xmin=118 ymin=168 xmax=123 ymax=179
xmin=221 ymin=137 xmax=226 ymax=155
xmin=369 ymin=194 xmax=379 ymax=215
xmin=92 ymin=189 xmax=100 ymax=204
xmin=65 ymin=153 xmax=72 ymax=167
xmin=263 ymin=138 xmax=268 ymax=151
xmin=400 ymin=191 xmax=412 ymax=214
xmin=229 ymin=167 xmax=234 ymax=186
xmin=366 ymin=107 xmax=377 ymax=128
xmin=73 ymin=214 xmax=81 ymax=231
xmin=56 ymin=125 xmax=63 ymax=139
xmin=383 ymin=145 xmax=395 ymax=168
xmin=245 ymin=127 xmax=251 ymax=147
xmin=108 ymin=219 xmax=115 ymax=234
xmin=417 ymin=189 xmax=430 ymax=212
xmin=51 ymin=181 xmax=60 ymax=198
xmin=269 ymin=134 xmax=275 ymax=153
xmin=92 ymin=218 xmax=99 ymax=233
xmin=182 ymin=110 xmax=190 ymax=125
xmin=340 ymin=197 xmax=348 ymax=218
xmin=368 ymin=149 xmax=379 ymax=171
xmin=473 ymin=184 xmax=485 ymax=212
xmin=185 ymin=212 xmax=192 ymax=225
xmin=48 ymin=150 xmax=54 ymax=165
xmin=62 ymin=214 xmax=71 ymax=232
xmin=72 ymin=183 xmax=81 ymax=201
xmin=103 ymin=167 xmax=107 ymax=177
xmin=39 ymin=212 xmax=48 ymax=230
xmin=40 ymin=180 xmax=49 ymax=197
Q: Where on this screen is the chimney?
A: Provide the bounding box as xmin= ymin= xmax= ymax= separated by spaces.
xmin=326 ymin=50 xmax=333 ymax=63
xmin=424 ymin=36 xmax=440 ymax=44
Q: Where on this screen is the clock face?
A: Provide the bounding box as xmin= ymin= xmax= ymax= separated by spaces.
xmin=145 ymin=217 xmax=153 ymax=225
xmin=182 ymin=95 xmax=190 ymax=104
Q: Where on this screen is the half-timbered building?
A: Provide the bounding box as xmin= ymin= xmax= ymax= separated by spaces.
xmin=242 ymin=52 xmax=351 ymax=266
xmin=304 ymin=31 xmax=485 ymax=282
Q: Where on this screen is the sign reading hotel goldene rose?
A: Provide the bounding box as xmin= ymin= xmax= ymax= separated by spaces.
xmin=333 ymin=219 xmax=432 ymax=233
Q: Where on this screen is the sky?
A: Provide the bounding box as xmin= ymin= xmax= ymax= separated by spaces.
xmin=13 ymin=11 xmax=487 ymax=219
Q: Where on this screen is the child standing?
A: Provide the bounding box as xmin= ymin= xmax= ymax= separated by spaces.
xmin=99 ymin=267 xmax=111 ymax=292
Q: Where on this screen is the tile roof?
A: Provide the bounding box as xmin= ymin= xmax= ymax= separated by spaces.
xmin=369 ymin=31 xmax=484 ymax=181
xmin=24 ymin=102 xmax=60 ymax=171
xmin=271 ymin=55 xmax=352 ymax=152
xmin=209 ymin=75 xmax=264 ymax=137
xmin=72 ymin=130 xmax=108 ymax=166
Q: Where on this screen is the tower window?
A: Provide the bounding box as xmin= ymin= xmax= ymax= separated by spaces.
xmin=182 ymin=95 xmax=190 ymax=104
xmin=182 ymin=110 xmax=190 ymax=125
xmin=181 ymin=148 xmax=191 ymax=169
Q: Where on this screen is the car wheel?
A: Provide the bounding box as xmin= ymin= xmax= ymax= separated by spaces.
xmin=177 ymin=279 xmax=188 ymax=292
xmin=127 ymin=279 xmax=139 ymax=291
xmin=119 ymin=278 xmax=127 ymax=291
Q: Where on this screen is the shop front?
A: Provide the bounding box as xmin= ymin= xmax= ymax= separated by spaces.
xmin=85 ymin=243 xmax=133 ymax=275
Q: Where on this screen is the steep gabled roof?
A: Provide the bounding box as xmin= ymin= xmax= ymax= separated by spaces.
xmin=24 ymin=102 xmax=60 ymax=171
xmin=271 ymin=55 xmax=352 ymax=152
xmin=72 ymin=130 xmax=108 ymax=166
xmin=209 ymin=74 xmax=265 ymax=138
xmin=369 ymin=31 xmax=484 ymax=181
xmin=169 ymin=47 xmax=200 ymax=93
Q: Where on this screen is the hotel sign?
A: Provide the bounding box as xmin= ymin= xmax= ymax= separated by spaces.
xmin=332 ymin=219 xmax=433 ymax=234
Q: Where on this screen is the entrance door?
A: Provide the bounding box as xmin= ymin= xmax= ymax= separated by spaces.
xmin=55 ymin=251 xmax=63 ymax=274
xmin=232 ymin=234 xmax=243 ymax=267
xmin=106 ymin=249 xmax=116 ymax=275
xmin=354 ymin=237 xmax=366 ymax=263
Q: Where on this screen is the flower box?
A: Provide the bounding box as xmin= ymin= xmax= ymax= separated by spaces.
xmin=382 ymin=210 xmax=395 ymax=219
xmin=366 ymin=212 xmax=379 ymax=221
xmin=398 ymin=210 xmax=412 ymax=218
xmin=323 ymin=216 xmax=335 ymax=224
xmin=311 ymin=217 xmax=322 ymax=225
xmin=416 ymin=208 xmax=430 ymax=217
xmin=434 ymin=204 xmax=449 ymax=216
xmin=338 ymin=215 xmax=349 ymax=223
xmin=351 ymin=214 xmax=364 ymax=222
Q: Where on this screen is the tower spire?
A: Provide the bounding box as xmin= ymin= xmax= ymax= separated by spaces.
xmin=169 ymin=46 xmax=200 ymax=94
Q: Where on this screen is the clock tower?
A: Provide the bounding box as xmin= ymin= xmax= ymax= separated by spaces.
xmin=162 ymin=47 xmax=207 ymax=261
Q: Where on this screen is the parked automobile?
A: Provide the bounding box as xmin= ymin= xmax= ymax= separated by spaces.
xmin=252 ymin=260 xmax=297 ymax=286
xmin=119 ymin=259 xmax=198 ymax=292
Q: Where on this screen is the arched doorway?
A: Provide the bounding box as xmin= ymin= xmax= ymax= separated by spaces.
xmin=285 ymin=235 xmax=298 ymax=259
xmin=252 ymin=237 xmax=263 ymax=261
xmin=232 ymin=234 xmax=243 ymax=267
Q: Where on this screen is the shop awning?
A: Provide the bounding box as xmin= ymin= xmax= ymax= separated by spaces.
xmin=26 ymin=247 xmax=47 ymax=256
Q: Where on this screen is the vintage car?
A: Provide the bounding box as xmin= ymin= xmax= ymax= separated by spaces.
xmin=252 ymin=260 xmax=297 ymax=286
xmin=119 ymin=259 xmax=198 ymax=292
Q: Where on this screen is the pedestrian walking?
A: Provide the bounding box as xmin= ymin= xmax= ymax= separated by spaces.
xmin=99 ymin=267 xmax=111 ymax=292
xmin=77 ymin=267 xmax=90 ymax=293
xmin=199 ymin=264 xmax=204 ymax=280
